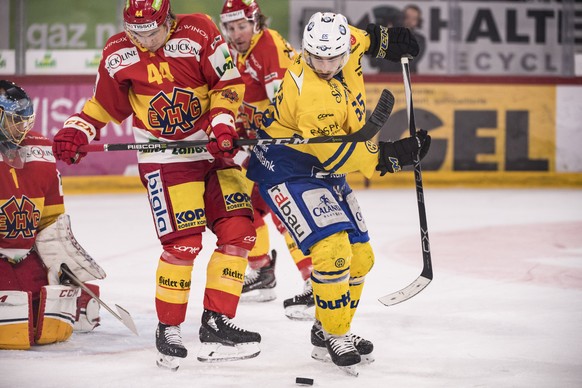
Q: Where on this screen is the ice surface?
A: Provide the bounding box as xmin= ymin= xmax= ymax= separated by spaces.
xmin=2 ymin=188 xmax=581 ymax=388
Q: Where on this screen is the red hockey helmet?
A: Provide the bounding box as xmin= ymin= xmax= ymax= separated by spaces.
xmin=220 ymin=0 xmax=261 ymax=24
xmin=124 ymin=0 xmax=171 ymax=32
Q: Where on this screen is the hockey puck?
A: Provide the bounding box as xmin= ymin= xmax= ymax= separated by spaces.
xmin=296 ymin=377 xmax=314 ymax=386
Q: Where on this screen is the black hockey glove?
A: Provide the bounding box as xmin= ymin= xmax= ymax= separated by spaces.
xmin=365 ymin=24 xmax=419 ymax=62
xmin=376 ymin=130 xmax=431 ymax=176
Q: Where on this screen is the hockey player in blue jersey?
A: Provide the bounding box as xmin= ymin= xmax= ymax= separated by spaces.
xmin=246 ymin=12 xmax=430 ymax=375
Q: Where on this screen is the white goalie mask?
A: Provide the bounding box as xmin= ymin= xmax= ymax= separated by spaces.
xmin=302 ymin=12 xmax=351 ymax=80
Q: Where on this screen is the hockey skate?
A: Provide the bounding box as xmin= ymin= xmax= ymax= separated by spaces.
xmin=324 ymin=333 xmax=361 ymax=376
xmin=240 ymin=250 xmax=277 ymax=303
xmin=311 ymin=320 xmax=374 ymax=365
xmin=156 ymin=323 xmax=188 ymax=371
xmin=283 ymin=278 xmax=315 ymax=320
xmin=197 ymin=309 xmax=261 ymax=362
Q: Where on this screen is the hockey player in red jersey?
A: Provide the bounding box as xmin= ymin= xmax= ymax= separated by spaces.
xmin=51 ymin=0 xmax=261 ymax=369
xmin=0 ymin=80 xmax=106 ymax=350
xmin=220 ymin=0 xmax=315 ymax=319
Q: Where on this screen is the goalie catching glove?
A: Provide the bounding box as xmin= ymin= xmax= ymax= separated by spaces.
xmin=366 ymin=25 xmax=419 ymax=62
xmin=34 ymin=214 xmax=106 ymax=285
xmin=376 ymin=130 xmax=431 ymax=176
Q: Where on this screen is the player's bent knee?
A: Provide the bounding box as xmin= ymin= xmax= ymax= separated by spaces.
xmin=214 ymin=216 xmax=256 ymax=252
xmin=162 ymin=234 xmax=203 ymax=261
xmin=350 ymin=242 xmax=375 ymax=278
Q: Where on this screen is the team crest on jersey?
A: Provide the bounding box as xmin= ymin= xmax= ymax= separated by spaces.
xmin=148 ymin=88 xmax=202 ymax=136
xmin=241 ymin=102 xmax=263 ymax=131
xmin=0 ymin=196 xmax=41 ymax=239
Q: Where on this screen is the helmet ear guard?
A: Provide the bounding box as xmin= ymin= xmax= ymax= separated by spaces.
xmin=0 ymin=80 xmax=35 ymax=146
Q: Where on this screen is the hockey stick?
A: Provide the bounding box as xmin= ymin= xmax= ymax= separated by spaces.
xmin=78 ymin=89 xmax=394 ymax=153
xmin=60 ymin=264 xmax=139 ymax=335
xmin=378 ymin=57 xmax=433 ymax=306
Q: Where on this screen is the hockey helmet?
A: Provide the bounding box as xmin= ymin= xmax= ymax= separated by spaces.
xmin=220 ymin=0 xmax=260 ymax=24
xmin=0 ymin=80 xmax=35 ymax=145
xmin=302 ymin=12 xmax=351 ymax=79
xmin=124 ymin=0 xmax=171 ymax=32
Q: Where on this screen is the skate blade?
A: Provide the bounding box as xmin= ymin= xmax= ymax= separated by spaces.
xmin=339 ymin=365 xmax=359 ymax=377
xmin=197 ymin=342 xmax=261 ymax=362
xmin=311 ymin=347 xmax=374 ymax=365
xmin=240 ymin=288 xmax=276 ymax=303
xmin=311 ymin=346 xmax=332 ymax=363
xmin=156 ymin=352 xmax=180 ymax=371
xmin=284 ymin=305 xmax=315 ymax=321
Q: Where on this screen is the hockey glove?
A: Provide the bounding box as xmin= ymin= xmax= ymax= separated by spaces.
xmin=366 ymin=25 xmax=419 ymax=62
xmin=207 ymin=123 xmax=240 ymax=158
xmin=52 ymin=128 xmax=89 ymax=165
xmin=376 ymin=129 xmax=431 ymax=176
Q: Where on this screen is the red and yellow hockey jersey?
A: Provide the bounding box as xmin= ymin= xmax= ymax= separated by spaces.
xmin=0 ymin=133 xmax=65 ymax=263
xmin=231 ymin=28 xmax=296 ymax=133
xmin=77 ymin=13 xmax=245 ymax=164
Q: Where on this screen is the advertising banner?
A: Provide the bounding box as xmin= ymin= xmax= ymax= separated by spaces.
xmin=365 ymin=82 xmax=555 ymax=173
xmin=290 ymin=0 xmax=580 ymax=76
xmin=17 ymin=80 xmax=137 ymax=176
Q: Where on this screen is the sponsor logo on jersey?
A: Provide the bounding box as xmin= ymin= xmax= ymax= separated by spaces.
xmin=252 ymin=145 xmax=275 ymax=171
xmin=223 ymin=192 xmax=251 ymax=211
xmin=302 ymin=188 xmax=349 ymax=228
xmin=220 ymin=89 xmax=239 ymax=103
xmin=177 ymin=24 xmax=209 ymax=40
xmin=267 ymin=184 xmax=311 ymax=242
xmin=208 ymin=44 xmax=239 ymax=81
xmin=175 ymin=208 xmax=205 ymax=230
xmin=105 ymin=47 xmax=140 ymax=77
xmin=0 ymin=196 xmax=41 ymax=239
xmin=145 ymin=170 xmax=173 ymax=237
xmin=164 ymin=38 xmax=202 ymax=61
xmin=315 ymin=291 xmax=351 ymax=310
xmin=148 ymin=88 xmax=202 ymax=136
xmin=25 ymin=145 xmax=55 ymax=163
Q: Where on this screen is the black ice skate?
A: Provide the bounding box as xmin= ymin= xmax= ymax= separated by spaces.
xmin=325 ymin=334 xmax=361 ymax=376
xmin=283 ymin=278 xmax=315 ymax=320
xmin=240 ymin=250 xmax=277 ymax=303
xmin=311 ymin=320 xmax=374 ymax=365
xmin=197 ymin=309 xmax=261 ymax=362
xmin=156 ymin=323 xmax=187 ymax=371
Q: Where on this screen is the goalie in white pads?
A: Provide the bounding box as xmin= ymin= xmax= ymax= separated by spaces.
xmin=0 ymin=80 xmax=106 ymax=350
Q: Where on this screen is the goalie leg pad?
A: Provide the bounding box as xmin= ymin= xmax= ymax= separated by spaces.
xmin=0 ymin=290 xmax=34 ymax=350
xmin=74 ymin=283 xmax=101 ymax=332
xmin=35 ymin=285 xmax=79 ymax=345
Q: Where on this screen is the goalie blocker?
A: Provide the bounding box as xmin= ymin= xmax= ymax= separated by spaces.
xmin=0 ymin=214 xmax=105 ymax=350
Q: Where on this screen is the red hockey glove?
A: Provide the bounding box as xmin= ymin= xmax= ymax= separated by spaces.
xmin=207 ymin=123 xmax=240 ymax=158
xmin=52 ymin=128 xmax=89 ymax=165
xmin=376 ymin=129 xmax=431 ymax=176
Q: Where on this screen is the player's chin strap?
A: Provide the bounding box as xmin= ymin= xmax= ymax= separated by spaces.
xmin=35 ymin=213 xmax=106 ymax=285
xmin=77 ymin=89 xmax=395 ymax=153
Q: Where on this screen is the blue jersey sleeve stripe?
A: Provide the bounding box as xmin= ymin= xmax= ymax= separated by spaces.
xmin=327 ymin=142 xmax=357 ymax=173
xmin=322 ymin=143 xmax=348 ymax=168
